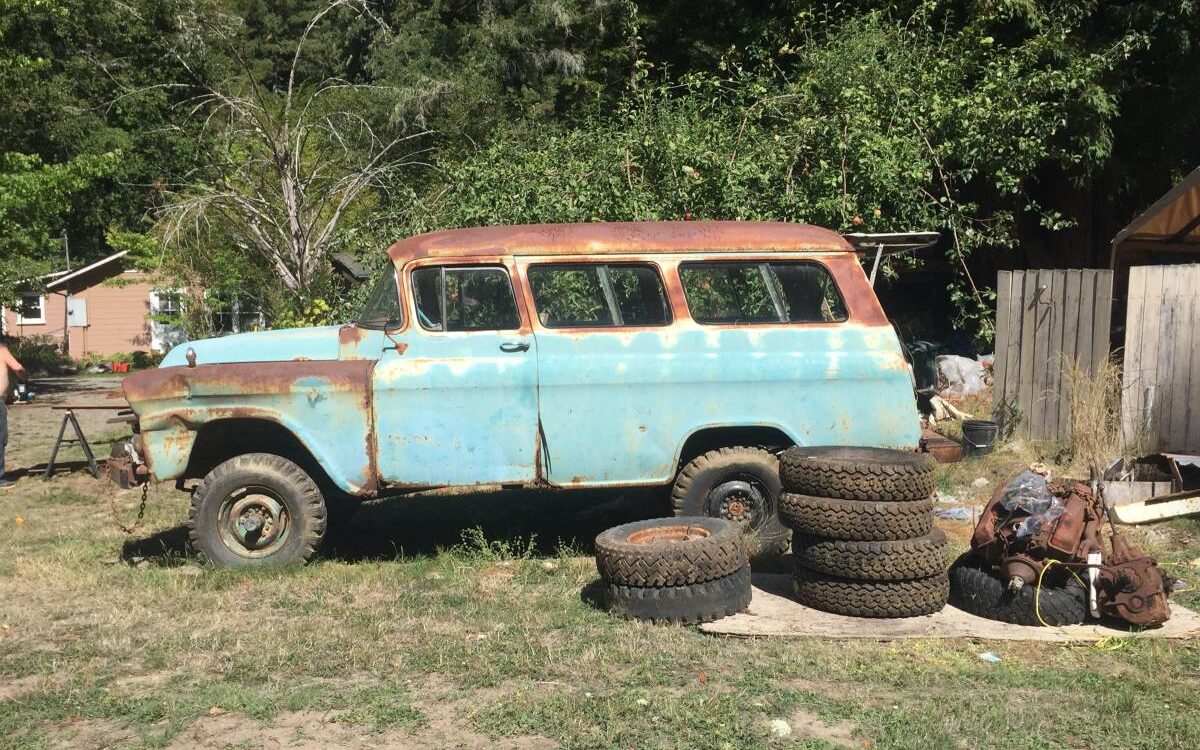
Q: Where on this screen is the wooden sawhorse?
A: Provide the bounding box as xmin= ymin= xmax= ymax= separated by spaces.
xmin=44 ymin=404 xmax=129 ymax=480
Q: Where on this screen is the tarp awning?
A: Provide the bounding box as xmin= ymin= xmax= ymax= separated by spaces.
xmin=1112 ymin=166 xmax=1200 ymax=267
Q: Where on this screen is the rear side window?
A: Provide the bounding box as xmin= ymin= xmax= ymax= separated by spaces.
xmin=411 ymin=266 xmax=521 ymax=332
xmin=679 ymin=261 xmax=848 ymax=324
xmin=528 ymin=263 xmax=670 ymax=328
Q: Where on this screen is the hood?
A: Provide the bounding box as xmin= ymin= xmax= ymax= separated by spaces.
xmin=159 ymin=325 xmax=344 ymax=367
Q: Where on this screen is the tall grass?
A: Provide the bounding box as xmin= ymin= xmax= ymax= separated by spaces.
xmin=1063 ymin=355 xmax=1148 ymax=480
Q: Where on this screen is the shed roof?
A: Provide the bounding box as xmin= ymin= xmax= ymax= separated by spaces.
xmin=1111 ymin=166 xmax=1200 ymax=267
xmin=46 ymin=250 xmax=129 ymax=289
xmin=386 ymin=221 xmax=851 ymax=263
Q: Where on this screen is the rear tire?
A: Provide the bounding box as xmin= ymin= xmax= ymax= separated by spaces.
xmin=791 ymin=530 xmax=948 ymax=581
xmin=606 ymin=565 xmax=752 ymax=624
xmin=189 ymin=453 xmax=326 ymax=568
xmin=595 ymin=516 xmax=746 ymax=587
xmin=671 ymin=447 xmax=789 ymax=556
xmin=792 ymin=565 xmax=948 ymax=618
xmin=779 ymin=446 xmax=934 ymax=501
xmin=778 ymin=494 xmax=934 ymax=540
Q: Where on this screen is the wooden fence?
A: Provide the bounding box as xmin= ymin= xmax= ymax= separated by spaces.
xmin=1121 ymin=264 xmax=1200 ymax=453
xmin=993 ymin=269 xmax=1113 ymax=443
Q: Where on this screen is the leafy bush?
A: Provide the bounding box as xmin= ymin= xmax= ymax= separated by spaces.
xmin=7 ymin=335 xmax=71 ymax=375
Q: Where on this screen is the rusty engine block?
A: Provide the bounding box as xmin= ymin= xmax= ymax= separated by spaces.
xmin=971 ymin=472 xmax=1172 ymax=627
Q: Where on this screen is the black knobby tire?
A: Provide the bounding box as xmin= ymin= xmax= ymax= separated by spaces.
xmin=595 ymin=516 xmax=747 ymax=587
xmin=779 ymin=447 xmax=934 ymax=502
xmin=792 ymin=565 xmax=948 ymax=618
xmin=671 ymin=447 xmax=788 ymax=556
xmin=778 ymin=494 xmax=934 ymax=540
xmin=792 ymin=530 xmax=948 ymax=581
xmin=606 ymin=564 xmax=752 ymax=624
xmin=189 ymin=453 xmax=327 ymax=567
xmin=947 ymin=554 xmax=1088 ymax=627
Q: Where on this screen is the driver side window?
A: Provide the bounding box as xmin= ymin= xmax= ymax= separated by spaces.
xmin=411 ymin=266 xmax=521 ymax=332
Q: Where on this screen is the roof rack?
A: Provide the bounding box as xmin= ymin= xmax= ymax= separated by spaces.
xmin=842 ymin=232 xmax=941 ymax=285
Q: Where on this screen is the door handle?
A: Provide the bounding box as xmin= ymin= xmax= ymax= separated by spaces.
xmin=499 ymin=341 xmax=530 ymax=353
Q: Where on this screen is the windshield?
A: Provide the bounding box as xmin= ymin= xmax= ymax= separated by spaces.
xmin=357 ymin=268 xmax=403 ymax=329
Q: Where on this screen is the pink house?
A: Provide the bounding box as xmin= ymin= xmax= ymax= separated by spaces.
xmin=1 ymin=251 xmax=184 ymax=358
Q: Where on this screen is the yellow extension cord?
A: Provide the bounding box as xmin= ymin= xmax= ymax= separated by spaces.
xmin=1033 ymin=558 xmax=1087 ymax=629
xmin=1034 ymin=559 xmax=1132 ymax=650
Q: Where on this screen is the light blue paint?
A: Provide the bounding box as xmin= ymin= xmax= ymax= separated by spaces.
xmin=360 ymin=327 xmax=540 ymax=486
xmin=534 ymin=324 xmax=918 ymax=485
xmin=132 ymin=281 xmax=919 ymax=494
xmin=161 ymin=325 xmax=344 ymax=367
xmin=131 ymin=370 xmax=377 ymax=494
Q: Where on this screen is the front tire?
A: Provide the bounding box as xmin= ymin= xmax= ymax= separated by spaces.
xmin=671 ymin=447 xmax=788 ymax=556
xmin=189 ymin=453 xmax=327 ymax=567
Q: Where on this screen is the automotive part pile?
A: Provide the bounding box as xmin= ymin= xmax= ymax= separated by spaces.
xmin=594 ymin=517 xmax=752 ymax=624
xmin=949 ymin=469 xmax=1173 ymax=627
xmin=777 ymin=447 xmax=949 ymax=617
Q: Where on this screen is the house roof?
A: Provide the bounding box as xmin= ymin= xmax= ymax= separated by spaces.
xmin=1111 ymin=166 xmax=1200 ymax=266
xmin=46 ymin=250 xmax=129 ymax=289
xmin=386 ymin=221 xmax=852 ymax=264
xmin=332 ymin=252 xmax=371 ymax=281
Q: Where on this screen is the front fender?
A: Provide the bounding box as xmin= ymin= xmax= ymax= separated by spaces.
xmin=124 ymin=361 xmax=378 ymax=495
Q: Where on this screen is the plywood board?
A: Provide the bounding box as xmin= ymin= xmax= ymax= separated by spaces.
xmin=1058 ymin=269 xmax=1082 ymax=444
xmin=1121 ymin=265 xmax=1200 ymax=453
xmin=992 ymin=271 xmax=1012 ymax=401
xmin=993 ymin=269 xmax=1113 ymax=445
xmin=1018 ymin=272 xmax=1038 ymax=438
xmin=701 ymin=574 xmax=1200 ymax=641
xmin=1003 ymin=271 xmax=1024 ymax=406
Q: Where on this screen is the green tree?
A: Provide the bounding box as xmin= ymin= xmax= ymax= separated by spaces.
xmin=0 ymin=151 xmax=118 ymax=303
xmin=155 ymin=0 xmax=429 ymax=310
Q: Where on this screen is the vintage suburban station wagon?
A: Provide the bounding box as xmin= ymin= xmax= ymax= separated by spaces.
xmin=119 ymin=222 xmax=921 ymax=566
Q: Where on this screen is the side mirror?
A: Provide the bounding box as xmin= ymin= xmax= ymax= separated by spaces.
xmin=383 ymin=327 xmax=407 ymax=354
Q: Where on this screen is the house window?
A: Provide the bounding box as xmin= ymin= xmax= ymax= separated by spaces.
xmin=209 ymin=294 xmax=265 ymax=334
xmin=156 ymin=291 xmax=184 ymax=319
xmin=18 ymin=293 xmax=45 ymax=325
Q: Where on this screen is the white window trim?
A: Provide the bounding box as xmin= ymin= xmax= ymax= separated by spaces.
xmin=149 ymin=289 xmax=186 ymax=353
xmin=18 ymin=293 xmax=46 ymax=325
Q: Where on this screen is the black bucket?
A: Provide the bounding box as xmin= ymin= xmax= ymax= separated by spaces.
xmin=962 ymin=419 xmax=999 ymax=455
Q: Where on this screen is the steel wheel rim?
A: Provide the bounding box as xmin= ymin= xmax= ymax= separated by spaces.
xmin=706 ymin=473 xmax=770 ymax=529
xmin=217 ymin=486 xmax=291 ymax=559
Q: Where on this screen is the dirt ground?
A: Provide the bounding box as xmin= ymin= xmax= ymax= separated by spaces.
xmin=2 ymin=377 xmax=1199 ymax=750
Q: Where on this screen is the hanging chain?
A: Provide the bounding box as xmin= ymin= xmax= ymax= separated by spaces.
xmin=109 ymin=481 xmax=149 ymax=535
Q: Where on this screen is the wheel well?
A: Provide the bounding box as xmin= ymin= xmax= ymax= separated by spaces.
xmin=184 ymin=419 xmax=341 ymax=497
xmin=676 ymin=426 xmax=795 ymax=472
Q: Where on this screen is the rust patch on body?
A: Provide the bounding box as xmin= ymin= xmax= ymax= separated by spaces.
xmin=387 ymin=221 xmax=852 ymax=264
xmin=124 ymin=360 xmax=381 ymax=495
xmin=124 ymin=360 xmax=372 ymax=402
xmin=338 ymin=324 xmax=366 ymax=346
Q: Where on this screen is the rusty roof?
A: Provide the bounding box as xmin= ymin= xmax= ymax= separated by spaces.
xmin=386 ymin=221 xmax=852 ymax=263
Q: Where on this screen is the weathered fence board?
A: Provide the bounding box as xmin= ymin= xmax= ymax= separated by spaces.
xmin=993 ymin=269 xmax=1114 ymax=444
xmin=1122 ymin=264 xmax=1200 ymax=453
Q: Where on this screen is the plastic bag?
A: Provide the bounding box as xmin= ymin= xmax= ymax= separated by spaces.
xmin=999 ymin=470 xmax=1054 ymax=514
xmin=935 ymin=355 xmax=985 ymax=397
xmin=1014 ymin=498 xmax=1065 ymax=538
xmin=999 ymin=470 xmax=1065 ymax=538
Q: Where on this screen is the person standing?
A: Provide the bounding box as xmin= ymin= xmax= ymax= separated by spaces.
xmin=0 ymin=336 xmax=28 ymax=490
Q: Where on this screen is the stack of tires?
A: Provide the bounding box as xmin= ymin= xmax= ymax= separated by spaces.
xmin=594 ymin=517 xmax=752 ymax=624
xmin=778 ymin=447 xmax=949 ymax=618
